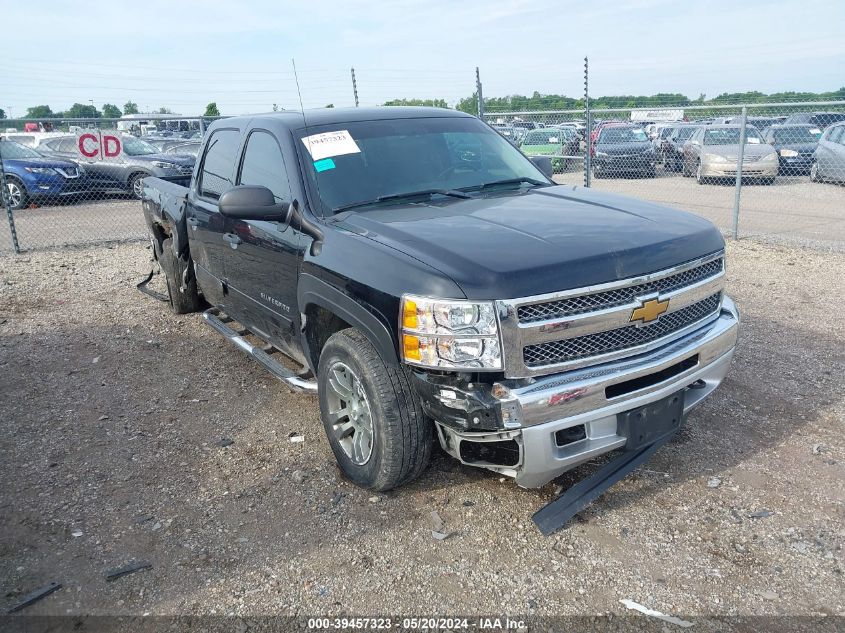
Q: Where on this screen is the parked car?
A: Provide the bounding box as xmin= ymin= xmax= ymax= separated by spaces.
xmin=140 ymin=107 xmax=738 ymax=532
xmin=163 ymin=142 xmax=201 ymax=157
xmin=811 ymin=121 xmax=845 ymax=184
xmin=761 ymin=124 xmax=822 ymax=175
xmin=782 ymin=111 xmax=845 ymax=129
xmin=725 ymin=116 xmax=786 ymax=130
xmin=146 ymin=138 xmax=197 ymax=152
xmin=0 ymin=140 xmax=87 ymax=210
xmin=663 ymin=125 xmax=701 ymax=171
xmin=519 ymin=128 xmax=580 ymax=172
xmin=493 ymin=126 xmax=519 ymax=146
xmin=682 ymin=125 xmax=778 ymax=184
xmin=37 ymin=135 xmax=195 ymax=198
xmin=593 ymin=125 xmax=656 ymax=178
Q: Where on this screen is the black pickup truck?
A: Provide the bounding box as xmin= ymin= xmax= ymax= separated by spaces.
xmin=141 ymin=107 xmax=738 ymax=526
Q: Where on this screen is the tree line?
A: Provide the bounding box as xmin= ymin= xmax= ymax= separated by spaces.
xmin=3 ymin=101 xmax=221 ymax=121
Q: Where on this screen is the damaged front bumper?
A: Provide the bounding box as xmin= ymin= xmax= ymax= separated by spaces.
xmin=415 ymin=296 xmax=739 ymax=488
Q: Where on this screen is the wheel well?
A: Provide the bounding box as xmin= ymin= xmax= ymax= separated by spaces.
xmin=128 ymin=171 xmax=150 ymax=186
xmin=148 ymin=221 xmax=171 ymax=260
xmin=303 ymin=304 xmax=351 ymax=371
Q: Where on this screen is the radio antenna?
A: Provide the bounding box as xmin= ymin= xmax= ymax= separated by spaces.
xmin=292 ymin=58 xmax=306 ymax=121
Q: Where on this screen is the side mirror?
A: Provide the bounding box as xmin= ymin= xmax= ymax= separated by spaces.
xmin=218 ymin=185 xmax=292 ymax=222
xmin=530 ymin=155 xmax=554 ymax=179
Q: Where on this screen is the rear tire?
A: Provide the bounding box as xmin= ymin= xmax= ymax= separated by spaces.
xmin=157 ymin=237 xmax=202 ymax=314
xmin=318 ymin=328 xmax=432 ymax=491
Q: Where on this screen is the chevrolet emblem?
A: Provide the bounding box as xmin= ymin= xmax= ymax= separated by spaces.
xmin=630 ymin=297 xmax=670 ymax=324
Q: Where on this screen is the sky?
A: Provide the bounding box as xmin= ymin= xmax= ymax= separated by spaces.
xmin=1 ymin=0 xmax=843 ymax=118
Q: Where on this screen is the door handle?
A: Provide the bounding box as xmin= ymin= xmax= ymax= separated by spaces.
xmin=186 ymin=217 xmax=199 ymax=229
xmin=223 ymin=232 xmax=242 ymax=248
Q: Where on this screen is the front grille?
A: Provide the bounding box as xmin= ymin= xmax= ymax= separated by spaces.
xmin=517 ymin=257 xmax=723 ymax=324
xmin=523 ymin=293 xmax=722 ymax=367
xmin=56 ymin=167 xmax=78 ymax=178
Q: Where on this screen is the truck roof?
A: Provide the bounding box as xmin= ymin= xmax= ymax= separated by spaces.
xmin=220 ymin=106 xmax=472 ymax=130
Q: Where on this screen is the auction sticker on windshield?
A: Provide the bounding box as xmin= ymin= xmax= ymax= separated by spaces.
xmin=302 ymin=130 xmax=361 ymax=161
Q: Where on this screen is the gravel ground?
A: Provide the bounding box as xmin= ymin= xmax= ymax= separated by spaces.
xmin=0 ymin=240 xmax=843 ymax=623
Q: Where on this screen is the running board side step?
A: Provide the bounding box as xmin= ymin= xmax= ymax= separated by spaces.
xmin=202 ymin=309 xmax=318 ymax=393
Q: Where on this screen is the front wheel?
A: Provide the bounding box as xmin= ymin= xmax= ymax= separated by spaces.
xmin=129 ymin=173 xmax=148 ymax=199
xmin=4 ymin=177 xmax=28 ymax=211
xmin=696 ymin=161 xmax=706 ymax=185
xmin=318 ymin=328 xmax=432 ymax=491
xmin=810 ymin=161 xmax=821 ymax=183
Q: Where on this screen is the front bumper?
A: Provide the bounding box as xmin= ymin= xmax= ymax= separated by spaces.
xmin=432 ymin=296 xmax=739 ymax=488
xmin=700 ymin=161 xmax=778 ymax=178
xmin=778 ymin=155 xmax=813 ymax=174
xmin=595 ymin=155 xmax=656 ymax=171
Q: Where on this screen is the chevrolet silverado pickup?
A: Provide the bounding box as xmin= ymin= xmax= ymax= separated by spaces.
xmin=141 ymin=107 xmax=738 ymax=524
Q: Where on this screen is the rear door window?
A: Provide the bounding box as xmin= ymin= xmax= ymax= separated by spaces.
xmin=198 ymin=129 xmax=241 ymax=200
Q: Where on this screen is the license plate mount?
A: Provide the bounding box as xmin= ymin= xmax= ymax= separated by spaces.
xmin=617 ymin=391 xmax=684 ymax=452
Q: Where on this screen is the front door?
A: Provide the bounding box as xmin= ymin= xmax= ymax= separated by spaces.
xmin=221 ymin=128 xmax=304 ymax=357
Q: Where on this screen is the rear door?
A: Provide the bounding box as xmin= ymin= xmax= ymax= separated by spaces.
xmin=185 ymin=127 xmax=242 ymax=306
xmin=220 ymin=127 xmax=304 ymax=350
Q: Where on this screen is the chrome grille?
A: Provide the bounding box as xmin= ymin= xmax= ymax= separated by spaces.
xmin=517 ymin=257 xmax=723 ymax=323
xmin=523 ymin=293 xmax=722 ymax=368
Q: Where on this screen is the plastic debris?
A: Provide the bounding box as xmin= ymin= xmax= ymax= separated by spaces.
xmin=748 ymin=509 xmax=773 ymax=518
xmin=707 ymin=477 xmax=722 ymax=488
xmin=7 ymin=582 xmax=62 ymax=613
xmin=105 ymin=560 xmax=152 ymax=582
xmin=288 ymin=433 xmax=304 ymax=443
xmin=620 ymin=599 xmax=694 ymax=628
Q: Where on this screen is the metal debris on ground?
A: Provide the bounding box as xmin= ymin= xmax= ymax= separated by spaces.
xmin=429 ymin=510 xmax=453 ymax=540
xmin=6 ymin=582 xmax=62 ymax=613
xmin=104 ymin=560 xmax=153 ymax=582
xmin=619 ymin=599 xmax=694 ymax=628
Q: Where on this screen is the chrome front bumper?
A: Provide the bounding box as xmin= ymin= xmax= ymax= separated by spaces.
xmin=437 ymin=296 xmax=739 ymax=488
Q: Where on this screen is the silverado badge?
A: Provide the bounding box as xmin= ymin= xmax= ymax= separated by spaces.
xmin=630 ymin=297 xmax=670 ymax=324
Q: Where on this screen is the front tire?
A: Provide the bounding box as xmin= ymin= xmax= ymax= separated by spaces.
xmin=318 ymin=328 xmax=432 ymax=491
xmin=4 ymin=177 xmax=28 ymax=211
xmin=810 ymin=161 xmax=821 ymax=183
xmin=129 ymin=173 xmax=148 ymax=199
xmin=696 ymin=161 xmax=706 ymax=185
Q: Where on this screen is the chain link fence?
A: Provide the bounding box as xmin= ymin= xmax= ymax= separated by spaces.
xmin=485 ymin=100 xmax=845 ymax=251
xmin=1 ymin=80 xmax=844 ymax=254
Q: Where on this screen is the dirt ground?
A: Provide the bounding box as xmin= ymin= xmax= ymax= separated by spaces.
xmin=0 ymin=240 xmax=843 ymax=622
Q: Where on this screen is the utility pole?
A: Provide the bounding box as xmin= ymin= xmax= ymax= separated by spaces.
xmin=351 ymin=67 xmax=359 ymax=107
xmin=732 ymin=105 xmax=748 ymax=239
xmin=475 ymin=67 xmax=484 ymax=119
xmin=583 ymin=56 xmax=591 ymax=188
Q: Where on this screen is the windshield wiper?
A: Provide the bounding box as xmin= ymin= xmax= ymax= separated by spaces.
xmin=460 ymin=177 xmax=549 ymax=192
xmin=333 ymin=189 xmax=471 ymax=213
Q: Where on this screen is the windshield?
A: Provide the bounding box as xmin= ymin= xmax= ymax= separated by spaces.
xmin=598 ymin=127 xmax=648 ymax=143
xmin=704 ymin=128 xmax=764 ymax=145
xmin=122 ymin=136 xmax=160 ymax=156
xmin=773 ymin=127 xmax=822 ymax=144
xmin=0 ymin=141 xmax=43 ymax=159
xmin=298 ymin=117 xmax=550 ymax=215
xmin=676 ymin=127 xmax=698 ymax=141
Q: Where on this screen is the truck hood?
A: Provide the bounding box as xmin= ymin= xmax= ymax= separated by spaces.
xmin=3 ymin=156 xmax=79 ymax=170
xmin=335 ymin=185 xmax=724 ymax=299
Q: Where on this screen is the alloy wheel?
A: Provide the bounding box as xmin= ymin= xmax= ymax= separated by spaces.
xmin=325 ymin=361 xmax=374 ymax=465
xmin=5 ymin=182 xmax=23 ymax=209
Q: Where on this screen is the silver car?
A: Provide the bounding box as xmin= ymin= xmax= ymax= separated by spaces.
xmin=683 ymin=125 xmax=779 ymax=185
xmin=811 ymin=122 xmax=845 ymax=184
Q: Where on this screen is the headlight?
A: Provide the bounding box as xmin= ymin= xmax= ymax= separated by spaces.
xmin=703 ymin=153 xmax=729 ymax=163
xmin=761 ymin=152 xmax=779 ymax=162
xmin=400 ymin=295 xmax=502 ymax=370
xmin=152 ymin=161 xmax=175 ymax=169
xmin=24 ymin=166 xmax=56 ymax=175
xmin=778 ymin=149 xmax=798 ymax=158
